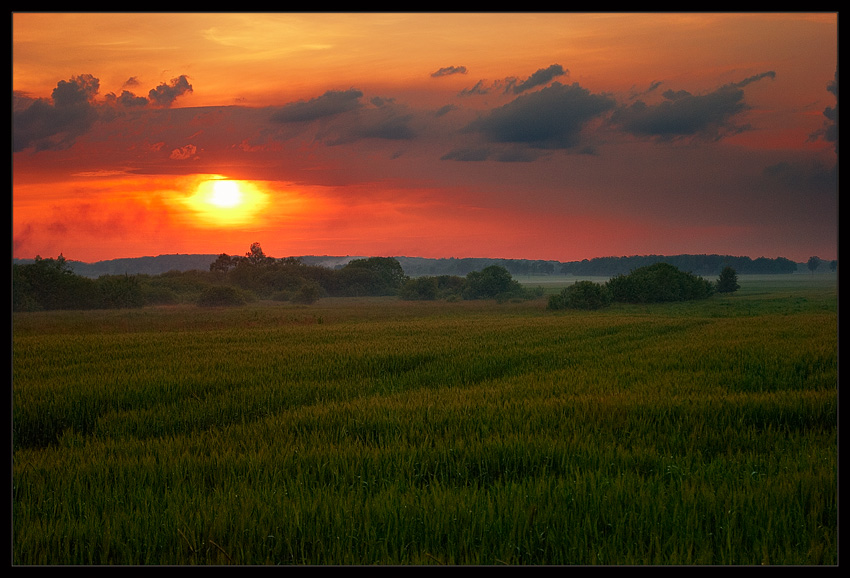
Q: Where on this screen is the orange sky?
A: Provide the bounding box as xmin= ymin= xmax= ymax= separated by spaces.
xmin=13 ymin=13 xmax=838 ymax=263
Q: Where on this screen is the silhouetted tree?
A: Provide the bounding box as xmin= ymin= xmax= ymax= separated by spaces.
xmin=548 ymin=280 xmax=612 ymax=310
xmin=210 ymin=253 xmax=236 ymax=273
xmin=606 ymin=262 xmax=714 ymax=303
xmin=807 ymin=256 xmax=822 ymax=275
xmin=716 ymin=266 xmax=740 ymax=293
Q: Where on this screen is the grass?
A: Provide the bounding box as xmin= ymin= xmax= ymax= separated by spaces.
xmin=12 ymin=276 xmax=837 ymax=565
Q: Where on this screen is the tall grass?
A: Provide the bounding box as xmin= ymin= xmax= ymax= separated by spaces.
xmin=13 ymin=280 xmax=837 ymax=564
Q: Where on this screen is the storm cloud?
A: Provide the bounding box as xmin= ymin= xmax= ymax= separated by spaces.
xmin=431 ymin=65 xmax=467 ymax=78
xmin=611 ymin=73 xmax=775 ymax=141
xmin=147 ymin=75 xmax=193 ymax=108
xmin=465 ymin=81 xmax=616 ymax=149
xmin=13 ymin=74 xmax=100 ymax=152
xmin=511 ymin=64 xmax=567 ymax=94
xmin=13 ymin=73 xmax=195 ymax=152
xmin=270 ymin=89 xmax=364 ymax=123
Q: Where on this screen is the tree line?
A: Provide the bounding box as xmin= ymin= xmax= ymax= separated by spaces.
xmin=12 ymin=243 xmax=542 ymax=312
xmin=13 ymin=244 xmax=834 ymax=312
xmin=547 ymin=262 xmax=740 ymax=310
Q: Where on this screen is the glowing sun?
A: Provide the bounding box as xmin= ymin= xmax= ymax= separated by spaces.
xmin=208 ymin=180 xmax=244 ymax=208
xmin=184 ymin=176 xmax=270 ymax=227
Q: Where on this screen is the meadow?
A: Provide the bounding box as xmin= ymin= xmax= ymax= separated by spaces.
xmin=12 ymin=274 xmax=837 ymax=565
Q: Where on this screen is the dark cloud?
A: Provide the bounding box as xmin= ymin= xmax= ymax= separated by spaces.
xmin=465 ymin=81 xmax=616 ymax=149
xmin=662 ymin=89 xmax=692 ymax=101
xmin=809 ymin=70 xmax=838 ymax=154
xmin=611 ymin=74 xmax=776 ymax=141
xmin=13 ymin=74 xmax=100 ymax=152
xmin=13 ymin=72 xmax=197 ymax=152
xmin=435 ymin=104 xmax=458 ymax=117
xmin=147 ymin=75 xmax=193 ymax=107
xmin=511 ymin=64 xmax=567 ymax=94
xmin=458 ymin=79 xmax=489 ymax=97
xmin=732 ymin=71 xmax=776 ymax=88
xmin=109 ymin=90 xmax=149 ymax=107
xmin=440 ymin=147 xmax=491 ymax=161
xmin=322 ymin=103 xmax=416 ymax=145
xmin=432 ymin=65 xmax=467 ymax=78
xmin=270 ymin=89 xmax=364 ymax=123
xmin=459 ymin=64 xmax=567 ymax=97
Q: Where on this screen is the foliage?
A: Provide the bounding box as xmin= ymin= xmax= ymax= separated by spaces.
xmin=807 ymin=256 xmax=822 ymax=274
xmin=548 ymin=280 xmax=612 ymax=310
xmin=462 ymin=265 xmax=525 ymax=300
xmin=196 ymin=285 xmax=249 ymax=307
xmin=399 ymin=275 xmax=466 ymax=301
xmin=291 ymin=281 xmax=324 ymax=305
xmin=336 ymin=257 xmax=408 ymax=296
xmin=606 ymin=262 xmax=715 ymax=303
xmin=716 ymin=266 xmax=740 ymax=294
xmin=13 ymin=255 xmax=146 ymax=311
xmin=559 ymin=254 xmax=798 ymax=276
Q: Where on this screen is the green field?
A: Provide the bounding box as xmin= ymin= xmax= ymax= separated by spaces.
xmin=12 ymin=275 xmax=837 ymax=565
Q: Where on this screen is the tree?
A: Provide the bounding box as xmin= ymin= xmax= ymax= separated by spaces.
xmin=606 ymin=262 xmax=714 ymax=303
xmin=462 ymin=265 xmax=523 ymax=300
xmin=807 ymin=256 xmax=822 ymax=275
xmin=210 ymin=253 xmax=236 ymax=273
xmin=196 ymin=285 xmax=248 ymax=307
xmin=339 ymin=257 xmax=408 ymax=296
xmin=716 ymin=266 xmax=740 ymax=294
xmin=245 ymin=242 xmax=274 ymax=267
xmin=548 ymin=280 xmax=612 ymax=310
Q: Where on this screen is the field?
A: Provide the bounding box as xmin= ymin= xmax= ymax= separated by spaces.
xmin=12 ymin=275 xmax=837 ymax=565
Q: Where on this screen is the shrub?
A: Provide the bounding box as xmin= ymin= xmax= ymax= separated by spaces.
xmin=716 ymin=266 xmax=740 ymax=293
xmin=196 ymin=285 xmax=248 ymax=307
xmin=606 ymin=262 xmax=714 ymax=303
xmin=462 ymin=265 xmax=524 ymax=300
xmin=548 ymin=280 xmax=612 ymax=310
xmin=291 ymin=281 xmax=324 ymax=305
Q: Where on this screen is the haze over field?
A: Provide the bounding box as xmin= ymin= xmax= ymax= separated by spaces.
xmin=12 ymin=13 xmax=837 ymax=264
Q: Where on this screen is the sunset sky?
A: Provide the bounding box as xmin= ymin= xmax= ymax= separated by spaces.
xmin=12 ymin=13 xmax=838 ymax=264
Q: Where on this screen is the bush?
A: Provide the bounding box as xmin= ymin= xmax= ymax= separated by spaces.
xmin=716 ymin=266 xmax=740 ymax=293
xmin=548 ymin=280 xmax=612 ymax=310
xmin=606 ymin=262 xmax=714 ymax=303
xmin=196 ymin=285 xmax=248 ymax=307
xmin=291 ymin=281 xmax=324 ymax=305
xmin=462 ymin=265 xmax=524 ymax=300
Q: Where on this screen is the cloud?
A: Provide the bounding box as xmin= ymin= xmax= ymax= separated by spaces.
xmin=732 ymin=71 xmax=776 ymax=88
xmin=511 ymin=64 xmax=567 ymax=94
xmin=322 ymin=100 xmax=417 ymax=145
xmin=435 ymin=104 xmax=458 ymax=117
xmin=110 ymin=90 xmax=149 ymax=107
xmin=431 ymin=65 xmax=467 ymax=78
xmin=169 ymin=144 xmax=198 ymax=160
xmin=13 ymin=74 xmax=100 ymax=152
xmin=147 ymin=75 xmax=193 ymax=107
xmin=13 ymin=73 xmax=198 ymax=152
xmin=610 ymin=74 xmax=776 ymax=141
xmin=458 ymin=79 xmax=490 ymax=97
xmin=270 ymin=88 xmax=364 ymax=123
xmin=458 ymin=64 xmax=567 ymax=97
xmin=464 ymin=81 xmax=616 ymax=149
xmin=809 ymin=69 xmax=838 ymax=154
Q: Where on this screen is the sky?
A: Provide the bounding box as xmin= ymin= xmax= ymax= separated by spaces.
xmin=12 ymin=13 xmax=838 ymax=264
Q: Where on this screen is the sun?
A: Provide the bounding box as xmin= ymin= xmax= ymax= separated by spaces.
xmin=208 ymin=180 xmax=244 ymax=208
xmin=183 ymin=176 xmax=270 ymax=227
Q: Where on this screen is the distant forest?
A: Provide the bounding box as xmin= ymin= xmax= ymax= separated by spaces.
xmin=13 ymin=252 xmax=817 ymax=279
